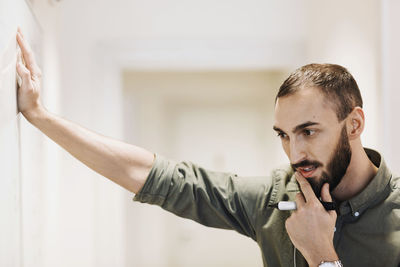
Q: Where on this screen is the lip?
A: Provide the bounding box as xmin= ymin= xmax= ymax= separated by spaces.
xmin=297 ymin=166 xmax=317 ymax=178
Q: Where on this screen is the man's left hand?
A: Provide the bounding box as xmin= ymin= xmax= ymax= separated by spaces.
xmin=285 ymin=173 xmax=338 ymax=267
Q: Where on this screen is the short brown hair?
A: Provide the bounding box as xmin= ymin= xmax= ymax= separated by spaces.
xmin=276 ymin=64 xmax=363 ymax=121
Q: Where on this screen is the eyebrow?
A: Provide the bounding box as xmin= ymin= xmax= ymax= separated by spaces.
xmin=273 ymin=121 xmax=320 ymax=134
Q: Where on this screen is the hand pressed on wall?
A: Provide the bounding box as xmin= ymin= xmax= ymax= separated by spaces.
xmin=16 ymin=28 xmax=44 ymax=119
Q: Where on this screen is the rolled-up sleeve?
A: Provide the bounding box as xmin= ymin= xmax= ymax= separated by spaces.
xmin=133 ymin=154 xmax=176 ymax=205
xmin=133 ymin=154 xmax=273 ymax=240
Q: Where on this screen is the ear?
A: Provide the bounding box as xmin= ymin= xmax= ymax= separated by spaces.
xmin=346 ymin=107 xmax=364 ymax=140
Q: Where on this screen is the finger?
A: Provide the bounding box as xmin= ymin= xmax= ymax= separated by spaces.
xmin=16 ymin=31 xmax=39 ymax=76
xmin=321 ymin=183 xmax=337 ymax=217
xmin=16 ymin=32 xmax=33 ymax=65
xmin=320 ymin=183 xmax=332 ymax=202
xmin=17 ymin=48 xmax=22 ymax=64
xmin=295 ymin=192 xmax=305 ymax=209
xmin=295 ymin=172 xmax=318 ymax=203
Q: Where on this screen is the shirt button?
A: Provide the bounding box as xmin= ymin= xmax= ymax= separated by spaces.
xmin=354 ymin=211 xmax=360 ymax=217
xmin=334 ymin=227 xmax=336 ymax=232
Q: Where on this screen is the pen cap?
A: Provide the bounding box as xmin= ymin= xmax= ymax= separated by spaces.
xmin=278 ymin=201 xmax=297 ymax=210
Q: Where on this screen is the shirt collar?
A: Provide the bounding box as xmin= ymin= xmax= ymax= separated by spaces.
xmin=347 ymin=148 xmax=392 ymax=214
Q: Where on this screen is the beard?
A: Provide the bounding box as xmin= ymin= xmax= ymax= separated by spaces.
xmin=291 ymin=125 xmax=352 ymax=198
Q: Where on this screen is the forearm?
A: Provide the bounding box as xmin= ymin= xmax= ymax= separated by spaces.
xmin=15 ymin=30 xmax=153 ymax=193
xmin=24 ymin=107 xmax=154 ymax=193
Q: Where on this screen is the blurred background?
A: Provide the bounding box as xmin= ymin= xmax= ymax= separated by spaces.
xmin=1 ymin=0 xmax=400 ymax=266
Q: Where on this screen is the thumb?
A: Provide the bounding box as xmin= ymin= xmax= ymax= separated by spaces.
xmin=320 ymin=183 xmax=332 ymax=202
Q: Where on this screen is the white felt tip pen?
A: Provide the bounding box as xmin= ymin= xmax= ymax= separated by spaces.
xmin=269 ymin=201 xmax=336 ymax=211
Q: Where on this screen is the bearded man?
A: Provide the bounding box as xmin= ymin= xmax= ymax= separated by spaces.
xmin=16 ymin=29 xmax=400 ymax=267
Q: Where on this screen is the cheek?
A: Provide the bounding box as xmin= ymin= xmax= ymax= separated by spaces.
xmin=313 ymin=135 xmax=338 ymax=162
xmin=281 ymin=140 xmax=290 ymax=157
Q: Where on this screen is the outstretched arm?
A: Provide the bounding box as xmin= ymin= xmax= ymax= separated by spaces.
xmin=16 ymin=29 xmax=154 ymax=193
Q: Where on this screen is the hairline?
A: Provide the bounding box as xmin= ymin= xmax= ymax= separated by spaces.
xmin=275 ymin=85 xmax=346 ymax=123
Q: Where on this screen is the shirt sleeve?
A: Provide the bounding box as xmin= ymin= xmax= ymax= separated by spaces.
xmin=133 ymin=154 xmax=274 ymax=241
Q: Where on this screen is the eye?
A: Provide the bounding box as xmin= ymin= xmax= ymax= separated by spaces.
xmin=303 ymin=129 xmax=316 ymax=136
xmin=277 ymin=132 xmax=288 ymax=139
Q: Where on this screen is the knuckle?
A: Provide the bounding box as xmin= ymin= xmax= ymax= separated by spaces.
xmin=295 ymin=195 xmax=303 ymax=204
xmin=310 ymin=201 xmax=320 ymax=209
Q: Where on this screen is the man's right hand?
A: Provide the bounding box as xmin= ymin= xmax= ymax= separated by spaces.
xmin=14 ymin=28 xmax=155 ymax=194
xmin=16 ymin=28 xmax=44 ymax=120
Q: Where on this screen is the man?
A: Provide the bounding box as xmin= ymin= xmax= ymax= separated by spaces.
xmin=16 ymin=29 xmax=399 ymax=267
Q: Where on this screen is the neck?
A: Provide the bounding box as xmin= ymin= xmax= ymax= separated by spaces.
xmin=331 ymin=142 xmax=378 ymax=202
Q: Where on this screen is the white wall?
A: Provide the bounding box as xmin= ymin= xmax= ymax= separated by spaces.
xmin=382 ymin=0 xmax=400 ymax=174
xmin=19 ymin=1 xmax=62 ymax=267
xmin=304 ymin=0 xmax=382 ymax=150
xmin=0 ymin=1 xmax=23 ymax=265
xmin=0 ymin=0 xmax=62 ymax=266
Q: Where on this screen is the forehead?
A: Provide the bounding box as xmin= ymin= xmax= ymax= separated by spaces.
xmin=274 ymin=87 xmax=338 ymax=130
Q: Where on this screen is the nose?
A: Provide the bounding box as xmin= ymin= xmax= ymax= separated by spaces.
xmin=289 ymin=139 xmax=307 ymax=165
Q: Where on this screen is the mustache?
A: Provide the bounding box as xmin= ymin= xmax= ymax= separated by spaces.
xmin=291 ymin=160 xmax=323 ymax=171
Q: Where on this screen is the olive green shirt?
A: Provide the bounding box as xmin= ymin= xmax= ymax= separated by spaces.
xmin=134 ymin=149 xmax=400 ymax=266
